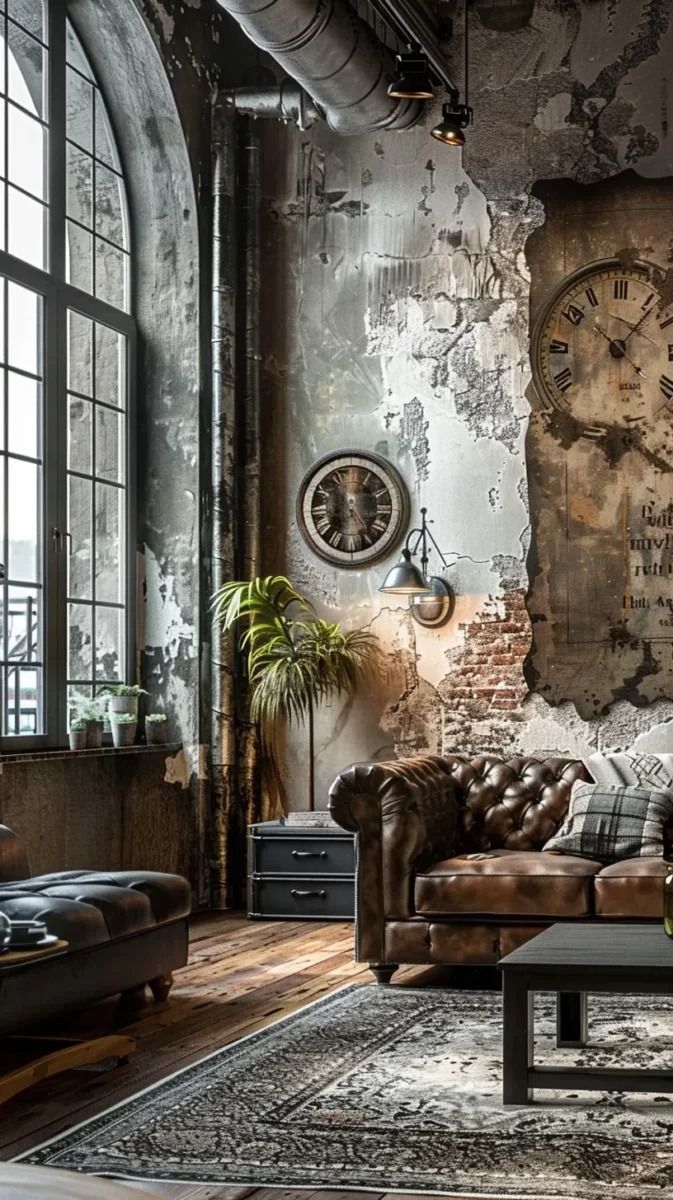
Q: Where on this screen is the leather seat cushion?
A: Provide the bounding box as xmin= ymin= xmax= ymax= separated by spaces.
xmin=0 ymin=871 xmax=191 ymax=951
xmin=595 ymin=856 xmax=669 ymax=918
xmin=414 ymin=850 xmax=603 ymax=918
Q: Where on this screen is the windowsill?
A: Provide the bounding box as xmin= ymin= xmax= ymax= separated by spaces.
xmin=0 ymin=742 xmax=183 ymax=765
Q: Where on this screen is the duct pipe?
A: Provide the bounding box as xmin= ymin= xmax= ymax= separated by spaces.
xmin=225 ymin=81 xmax=321 ymax=129
xmin=210 ymin=101 xmax=239 ymax=908
xmin=238 ymin=121 xmax=263 ymax=832
xmin=215 ymin=0 xmax=422 ymax=134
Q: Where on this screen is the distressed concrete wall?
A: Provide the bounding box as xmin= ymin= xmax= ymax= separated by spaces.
xmin=257 ymin=0 xmax=673 ymax=811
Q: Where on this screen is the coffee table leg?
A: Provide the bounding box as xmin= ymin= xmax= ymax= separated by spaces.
xmin=556 ymin=991 xmax=587 ymax=1048
xmin=503 ymin=973 xmax=533 ymax=1104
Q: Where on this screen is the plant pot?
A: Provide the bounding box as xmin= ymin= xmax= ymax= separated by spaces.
xmin=146 ymin=722 xmax=168 ymax=746
xmin=69 ymin=729 xmax=88 ymax=751
xmin=108 ymin=695 xmax=139 ymax=719
xmin=86 ymin=720 xmax=104 ymax=749
xmin=112 ymin=720 xmax=137 ymax=748
xmin=664 ymin=872 xmax=673 ymax=937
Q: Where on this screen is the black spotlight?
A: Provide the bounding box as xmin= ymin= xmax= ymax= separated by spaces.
xmin=388 ymin=46 xmax=434 ymax=100
xmin=430 ymin=93 xmax=473 ymax=146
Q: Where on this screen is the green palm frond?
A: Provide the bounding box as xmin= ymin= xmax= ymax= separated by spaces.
xmin=211 ymin=574 xmax=380 ymax=739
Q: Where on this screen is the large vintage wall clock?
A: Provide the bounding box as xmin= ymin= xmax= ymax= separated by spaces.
xmin=297 ymin=450 xmax=410 ymax=567
xmin=530 ymin=257 xmax=673 ymax=436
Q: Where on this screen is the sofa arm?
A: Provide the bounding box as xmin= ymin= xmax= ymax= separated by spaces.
xmin=0 ymin=824 xmax=29 ymax=883
xmin=329 ymin=756 xmax=458 ymax=963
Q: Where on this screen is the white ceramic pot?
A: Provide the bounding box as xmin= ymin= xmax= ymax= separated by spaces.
xmin=112 ymin=719 xmax=137 ymax=748
xmin=108 ymin=694 xmax=139 ymax=719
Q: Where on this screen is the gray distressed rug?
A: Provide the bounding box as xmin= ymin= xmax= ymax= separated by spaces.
xmin=20 ymin=985 xmax=673 ymax=1198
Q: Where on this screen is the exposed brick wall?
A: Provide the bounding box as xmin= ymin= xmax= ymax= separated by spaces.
xmin=439 ymin=586 xmax=531 ymax=755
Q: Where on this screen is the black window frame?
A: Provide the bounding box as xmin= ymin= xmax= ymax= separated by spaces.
xmin=0 ymin=0 xmax=136 ymax=751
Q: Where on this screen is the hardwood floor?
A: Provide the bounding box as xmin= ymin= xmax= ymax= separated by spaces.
xmin=0 ymin=913 xmax=470 ymax=1198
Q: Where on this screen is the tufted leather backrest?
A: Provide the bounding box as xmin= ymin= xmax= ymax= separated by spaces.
xmin=442 ymin=755 xmax=592 ymax=852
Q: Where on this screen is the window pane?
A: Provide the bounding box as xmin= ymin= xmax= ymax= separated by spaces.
xmin=8 ymin=371 xmax=40 ymax=458
xmin=68 ymin=309 xmax=92 ymax=394
xmin=8 ymin=105 xmax=46 ymax=198
xmin=68 ymin=601 xmax=91 ymax=679
xmin=94 ymin=93 xmax=120 ymax=173
xmin=0 ymin=374 xmax=5 ymax=451
xmin=7 ymin=1 xmax=47 ymax=45
xmin=66 ymin=219 xmax=92 ymax=293
xmin=7 ymin=21 xmax=46 ymax=118
xmin=8 ymin=280 xmax=40 ymax=373
xmin=8 ymin=185 xmax=45 ymax=267
xmin=7 ymin=583 xmax=39 ymax=660
xmin=95 ymin=323 xmax=125 ymax=408
xmin=96 ymin=406 xmax=123 ymax=483
xmin=8 ymin=456 xmax=40 ymax=581
xmin=66 ymin=23 xmax=92 ymax=81
xmin=6 ymin=665 xmax=39 ymax=734
xmin=68 ymin=473 xmax=92 ymax=599
xmin=95 ymin=481 xmax=122 ymax=603
xmin=66 ymin=142 xmax=92 ymax=228
xmin=66 ymin=65 xmax=92 ymax=152
xmin=68 ymin=393 xmax=91 ymax=474
xmin=95 ymin=161 xmax=125 ymax=247
xmin=96 ymin=605 xmax=122 ymax=681
xmin=95 ymin=238 xmax=127 ymax=309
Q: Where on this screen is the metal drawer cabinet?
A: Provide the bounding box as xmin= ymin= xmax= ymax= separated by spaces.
xmin=247 ymin=820 xmax=355 ymax=921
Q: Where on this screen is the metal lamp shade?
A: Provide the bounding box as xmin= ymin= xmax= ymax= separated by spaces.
xmin=379 ymin=550 xmax=431 ymax=595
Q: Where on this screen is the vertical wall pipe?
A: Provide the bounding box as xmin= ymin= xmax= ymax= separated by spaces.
xmin=239 ymin=120 xmax=263 ymax=833
xmin=210 ymin=100 xmax=239 ymax=908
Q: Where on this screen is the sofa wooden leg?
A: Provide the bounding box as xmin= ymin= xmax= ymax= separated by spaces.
xmin=370 ymin=963 xmax=398 ymax=985
xmin=117 ymin=984 xmax=148 ymax=1019
xmin=149 ymin=973 xmax=174 ymax=1003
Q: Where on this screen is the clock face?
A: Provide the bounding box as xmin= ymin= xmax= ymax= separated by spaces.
xmin=531 ymin=259 xmax=673 ymax=433
xmin=296 ymin=451 xmax=409 ymax=567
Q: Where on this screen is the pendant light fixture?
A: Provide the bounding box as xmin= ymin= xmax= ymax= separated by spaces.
xmin=431 ymin=0 xmax=472 ymax=147
xmin=388 ymin=44 xmax=434 ymax=100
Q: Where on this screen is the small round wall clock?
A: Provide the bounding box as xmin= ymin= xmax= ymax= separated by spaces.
xmin=297 ymin=450 xmax=410 ymax=567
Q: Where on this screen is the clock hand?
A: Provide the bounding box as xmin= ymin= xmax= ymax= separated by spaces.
xmin=593 ymin=322 xmax=646 ymax=378
xmin=607 ymin=312 xmax=657 ymax=346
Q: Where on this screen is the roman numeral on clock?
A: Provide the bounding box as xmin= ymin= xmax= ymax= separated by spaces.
xmin=562 ymin=304 xmax=584 ymax=326
xmin=642 ymin=292 xmax=655 ymax=310
xmin=669 ymin=345 xmax=673 ymax=362
xmin=554 ymin=368 xmax=572 ymax=393
xmin=660 ymin=375 xmax=673 ymax=401
xmin=613 ymin=279 xmax=629 ymax=300
xmin=549 ymin=339 xmax=568 ymax=354
xmin=585 ymin=287 xmax=598 ymax=307
xmin=660 ymin=315 xmax=673 ymax=330
xmin=328 ymin=530 xmax=342 ymax=548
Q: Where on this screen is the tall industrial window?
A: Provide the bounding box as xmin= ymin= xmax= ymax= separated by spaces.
xmin=0 ymin=0 xmax=135 ymax=747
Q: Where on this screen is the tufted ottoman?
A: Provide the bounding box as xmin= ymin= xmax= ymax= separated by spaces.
xmin=329 ymin=753 xmax=673 ymax=983
xmin=0 ymin=824 xmax=190 ymax=1036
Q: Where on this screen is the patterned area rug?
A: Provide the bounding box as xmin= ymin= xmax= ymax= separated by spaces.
xmin=21 ymin=985 xmax=673 ymax=1198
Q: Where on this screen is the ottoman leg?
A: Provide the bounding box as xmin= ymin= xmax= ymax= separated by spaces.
xmin=370 ymin=963 xmax=398 ymax=985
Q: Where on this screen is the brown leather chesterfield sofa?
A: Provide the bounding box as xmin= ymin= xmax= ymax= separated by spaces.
xmin=329 ymin=754 xmax=670 ymax=983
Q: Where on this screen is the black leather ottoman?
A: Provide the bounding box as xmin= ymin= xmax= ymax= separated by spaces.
xmin=0 ymin=825 xmax=191 ymax=1036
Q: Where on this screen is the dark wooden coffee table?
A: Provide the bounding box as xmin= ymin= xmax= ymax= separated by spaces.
xmin=498 ymin=922 xmax=673 ymax=1104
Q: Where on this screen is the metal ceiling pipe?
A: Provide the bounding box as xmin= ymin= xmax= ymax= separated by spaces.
xmin=214 ymin=0 xmax=422 ymax=134
xmin=225 ymin=82 xmax=321 ymax=130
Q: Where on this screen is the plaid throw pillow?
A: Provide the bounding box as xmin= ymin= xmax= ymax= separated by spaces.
xmin=543 ymin=780 xmax=673 ymax=863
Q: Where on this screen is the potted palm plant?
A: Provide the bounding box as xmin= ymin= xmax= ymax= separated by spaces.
xmin=212 ymin=575 xmax=379 ymax=813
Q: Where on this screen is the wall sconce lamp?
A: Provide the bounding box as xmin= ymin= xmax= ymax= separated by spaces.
xmin=387 ymin=45 xmax=435 ymax=100
xmin=379 ymin=507 xmax=454 ymax=628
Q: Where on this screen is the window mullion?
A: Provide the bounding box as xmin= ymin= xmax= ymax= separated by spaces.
xmin=48 ymin=0 xmax=66 ymax=281
xmin=44 ymin=288 xmax=65 ymax=745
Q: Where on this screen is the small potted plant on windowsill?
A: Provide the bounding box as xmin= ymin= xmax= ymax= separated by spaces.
xmin=98 ymin=684 xmax=148 ymax=720
xmin=81 ymin=700 xmax=105 ymax=749
xmin=145 ymin=713 xmax=168 ymax=745
xmin=110 ymin=711 xmax=137 ymax=748
xmin=69 ymin=718 xmax=88 ymax=751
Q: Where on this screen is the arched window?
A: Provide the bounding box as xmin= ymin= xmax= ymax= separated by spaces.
xmin=0 ymin=0 xmax=134 ymax=747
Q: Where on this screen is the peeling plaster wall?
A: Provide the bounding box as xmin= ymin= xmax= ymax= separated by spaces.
xmin=258 ymin=0 xmax=673 ymax=811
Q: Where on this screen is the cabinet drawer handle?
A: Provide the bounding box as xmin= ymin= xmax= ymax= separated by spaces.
xmin=291 ymin=850 xmax=327 ymax=859
xmin=291 ymin=889 xmax=327 ymax=898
